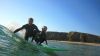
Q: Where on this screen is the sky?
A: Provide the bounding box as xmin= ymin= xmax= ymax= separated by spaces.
xmin=0 ymin=0 xmax=100 ymax=35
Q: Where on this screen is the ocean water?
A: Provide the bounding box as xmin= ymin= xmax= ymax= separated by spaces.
xmin=0 ymin=25 xmax=100 ymax=56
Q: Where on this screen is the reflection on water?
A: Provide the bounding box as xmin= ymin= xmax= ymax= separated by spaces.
xmin=0 ymin=25 xmax=100 ymax=56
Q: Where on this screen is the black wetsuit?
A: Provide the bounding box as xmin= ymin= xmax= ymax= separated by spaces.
xmin=35 ymin=31 xmax=47 ymax=45
xmin=14 ymin=24 xmax=40 ymax=41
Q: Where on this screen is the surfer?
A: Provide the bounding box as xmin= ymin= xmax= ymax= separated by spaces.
xmin=14 ymin=18 xmax=40 ymax=41
xmin=35 ymin=26 xmax=48 ymax=45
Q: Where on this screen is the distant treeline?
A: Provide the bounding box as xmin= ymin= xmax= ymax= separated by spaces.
xmin=46 ymin=31 xmax=100 ymax=43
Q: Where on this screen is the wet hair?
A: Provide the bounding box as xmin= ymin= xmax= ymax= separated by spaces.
xmin=42 ymin=26 xmax=47 ymax=30
xmin=29 ymin=18 xmax=33 ymax=22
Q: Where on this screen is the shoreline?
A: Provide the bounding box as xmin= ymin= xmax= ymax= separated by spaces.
xmin=48 ymin=40 xmax=100 ymax=46
xmin=59 ymin=41 xmax=100 ymax=46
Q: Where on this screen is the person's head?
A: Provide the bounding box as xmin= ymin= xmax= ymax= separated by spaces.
xmin=28 ymin=18 xmax=33 ymax=25
xmin=42 ymin=26 xmax=47 ymax=32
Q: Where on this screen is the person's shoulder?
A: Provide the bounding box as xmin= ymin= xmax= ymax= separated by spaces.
xmin=32 ymin=24 xmax=37 ymax=27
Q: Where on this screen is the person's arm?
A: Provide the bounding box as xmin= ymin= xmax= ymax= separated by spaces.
xmin=34 ymin=25 xmax=40 ymax=33
xmin=14 ymin=25 xmax=25 ymax=33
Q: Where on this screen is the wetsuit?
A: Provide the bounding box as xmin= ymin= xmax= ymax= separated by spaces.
xmin=35 ymin=31 xmax=47 ymax=45
xmin=14 ymin=24 xmax=40 ymax=41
